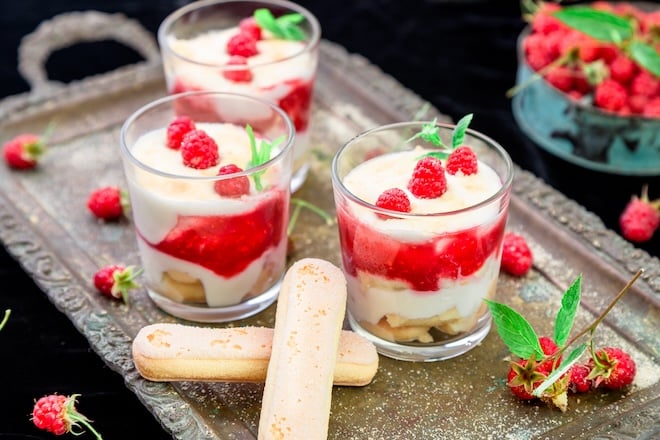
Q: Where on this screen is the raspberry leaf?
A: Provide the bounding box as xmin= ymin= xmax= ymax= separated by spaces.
xmin=254 ymin=8 xmax=305 ymax=41
xmin=533 ymin=342 xmax=587 ymax=398
xmin=628 ymin=41 xmax=660 ymax=77
xmin=553 ymin=275 xmax=581 ymax=347
xmin=451 ymin=113 xmax=473 ymax=148
xmin=484 ymin=299 xmax=543 ymax=359
xmin=553 ymin=7 xmax=633 ymax=42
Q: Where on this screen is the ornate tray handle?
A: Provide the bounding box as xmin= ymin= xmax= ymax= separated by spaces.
xmin=18 ymin=10 xmax=161 ymax=95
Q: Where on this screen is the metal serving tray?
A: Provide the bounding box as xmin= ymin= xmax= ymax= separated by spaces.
xmin=1 ymin=11 xmax=658 ymax=440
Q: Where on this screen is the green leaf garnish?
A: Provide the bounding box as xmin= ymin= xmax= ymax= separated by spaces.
xmin=411 ymin=113 xmax=474 ymax=160
xmin=287 ymin=197 xmax=334 ymax=236
xmin=407 ymin=118 xmax=445 ymax=147
xmin=451 ymin=113 xmax=473 ymax=148
xmin=553 ymin=275 xmax=581 ymax=347
xmin=254 ymin=8 xmax=305 ymax=41
xmin=246 ymin=124 xmax=285 ymax=191
xmin=533 ymin=343 xmax=587 ymax=397
xmin=553 ymin=7 xmax=634 ymax=42
xmin=484 ymin=299 xmax=543 ymax=359
xmin=628 ymin=41 xmax=660 ymax=77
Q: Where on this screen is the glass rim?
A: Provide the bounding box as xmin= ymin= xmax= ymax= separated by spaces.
xmin=157 ymin=0 xmax=321 ymax=70
xmin=331 ymin=120 xmax=514 ymax=218
xmin=119 ymin=90 xmax=296 ymax=181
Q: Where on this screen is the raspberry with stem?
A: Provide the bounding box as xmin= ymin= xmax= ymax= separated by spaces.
xmin=32 ymin=393 xmax=103 ymax=439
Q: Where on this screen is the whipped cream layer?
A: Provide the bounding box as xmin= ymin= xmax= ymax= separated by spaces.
xmin=166 ymin=28 xmax=316 ymax=94
xmin=342 ymin=148 xmax=503 ymax=241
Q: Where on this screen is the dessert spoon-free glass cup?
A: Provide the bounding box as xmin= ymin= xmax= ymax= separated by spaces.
xmin=331 ymin=121 xmax=513 ymax=361
xmin=120 ymin=90 xmax=295 ymax=322
xmin=158 ymin=0 xmax=320 ymax=193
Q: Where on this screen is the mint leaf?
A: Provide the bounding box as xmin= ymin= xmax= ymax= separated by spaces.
xmin=628 ymin=41 xmax=660 ymax=77
xmin=554 ymin=275 xmax=582 ymax=347
xmin=553 ymin=7 xmax=633 ymax=42
xmin=451 ymin=113 xmax=473 ymax=148
xmin=254 ymin=8 xmax=305 ymax=41
xmin=407 ymin=118 xmax=446 ymax=147
xmin=485 ymin=299 xmax=543 ymax=359
xmin=533 ymin=343 xmax=587 ymax=397
xmin=246 ymin=125 xmax=284 ymax=191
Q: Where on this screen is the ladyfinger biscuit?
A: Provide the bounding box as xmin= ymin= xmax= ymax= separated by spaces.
xmin=258 ymin=258 xmax=347 ymax=440
xmin=131 ymin=323 xmax=378 ymax=386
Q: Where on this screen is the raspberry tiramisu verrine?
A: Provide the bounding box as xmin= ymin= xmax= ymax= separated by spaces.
xmin=158 ymin=0 xmax=320 ymax=192
xmin=120 ymin=91 xmax=295 ymax=322
xmin=331 ymin=116 xmax=514 ymax=361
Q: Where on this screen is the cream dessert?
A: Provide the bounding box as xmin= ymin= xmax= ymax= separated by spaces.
xmin=334 ymin=130 xmax=510 ymax=347
xmin=125 ymin=121 xmax=289 ymax=309
xmin=159 ymin=7 xmax=319 ymax=186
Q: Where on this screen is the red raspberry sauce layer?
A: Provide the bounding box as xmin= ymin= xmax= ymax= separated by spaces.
xmin=337 ymin=208 xmax=507 ymax=291
xmin=140 ymin=190 xmax=287 ymax=277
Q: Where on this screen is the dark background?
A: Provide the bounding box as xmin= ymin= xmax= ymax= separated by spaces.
xmin=1 ymin=1 xmax=658 ymax=438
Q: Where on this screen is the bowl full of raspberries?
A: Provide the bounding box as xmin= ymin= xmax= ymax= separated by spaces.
xmin=511 ymin=1 xmax=660 ymax=175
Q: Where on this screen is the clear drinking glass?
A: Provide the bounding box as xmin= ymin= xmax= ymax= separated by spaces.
xmin=158 ymin=0 xmax=320 ymax=192
xmin=331 ymin=121 xmax=513 ymax=361
xmin=119 ymin=91 xmax=295 ymax=322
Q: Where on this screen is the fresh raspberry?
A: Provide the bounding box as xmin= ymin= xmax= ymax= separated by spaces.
xmin=3 ymin=133 xmax=46 ymax=169
xmin=537 ymin=335 xmax=561 ymax=370
xmin=628 ymin=94 xmax=649 ymax=114
xmin=500 ymin=232 xmax=533 ymax=276
xmin=524 ymin=34 xmax=552 ymax=71
xmin=222 ymin=55 xmax=253 ymax=82
xmin=86 ymin=186 xmax=128 ymax=221
xmin=446 ymin=146 xmax=478 ymax=175
xmin=180 ymin=129 xmax=220 ymax=169
xmin=642 ymin=97 xmax=660 ymax=118
xmin=93 ymin=264 xmax=141 ymax=304
xmin=544 ymin=65 xmax=575 ymax=93
xmin=577 ymin=39 xmax=603 ymax=63
xmin=507 ymin=358 xmax=552 ymax=400
xmin=530 ymin=3 xmax=564 ymax=35
xmin=214 ymin=164 xmax=250 ymax=197
xmin=166 ymin=115 xmax=196 ymax=149
xmin=239 ymin=17 xmax=262 ymax=40
xmin=608 ymin=55 xmax=637 ymax=84
xmin=226 ymin=32 xmax=259 ymax=57
xmin=594 ymin=79 xmax=628 ymax=113
xmin=619 ymin=185 xmax=660 ymax=243
xmin=375 ymin=188 xmax=411 ymax=218
xmin=630 ymin=70 xmax=660 ymax=98
xmin=587 ymin=347 xmax=636 ymax=390
xmin=407 ymin=156 xmax=447 ymax=199
xmin=568 ymin=363 xmax=592 ymax=393
xmin=32 ymin=394 xmax=102 ymax=439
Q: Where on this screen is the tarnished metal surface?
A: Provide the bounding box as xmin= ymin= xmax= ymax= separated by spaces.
xmin=0 ymin=11 xmax=658 ymax=440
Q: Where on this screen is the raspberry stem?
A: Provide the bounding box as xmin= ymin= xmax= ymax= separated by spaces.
xmin=0 ymin=309 xmax=10 ymax=331
xmin=506 ymin=51 xmax=574 ymax=98
xmin=552 ymin=268 xmax=643 ymax=361
xmin=287 ymin=198 xmax=333 ymax=236
xmin=64 ymin=394 xmax=103 ymax=439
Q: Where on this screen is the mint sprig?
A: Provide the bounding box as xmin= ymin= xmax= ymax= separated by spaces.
xmin=254 ymin=8 xmax=305 ymax=41
xmin=246 ymin=124 xmax=285 ymax=191
xmin=485 ymin=269 xmax=644 ymax=406
xmin=409 ymin=113 xmax=474 ymax=160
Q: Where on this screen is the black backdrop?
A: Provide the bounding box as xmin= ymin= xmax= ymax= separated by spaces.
xmin=1 ymin=1 xmax=658 ymax=438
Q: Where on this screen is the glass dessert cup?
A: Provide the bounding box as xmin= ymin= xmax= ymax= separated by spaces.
xmin=158 ymin=0 xmax=320 ymax=192
xmin=120 ymin=91 xmax=295 ymax=322
xmin=331 ymin=121 xmax=513 ymax=361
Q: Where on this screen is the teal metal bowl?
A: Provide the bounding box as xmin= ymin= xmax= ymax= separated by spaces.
xmin=512 ymin=27 xmax=660 ymax=176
